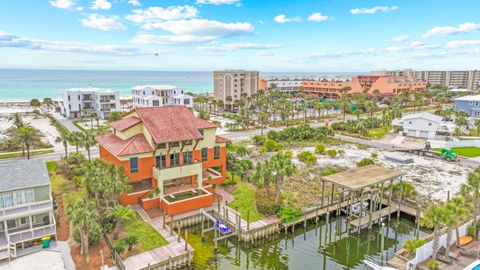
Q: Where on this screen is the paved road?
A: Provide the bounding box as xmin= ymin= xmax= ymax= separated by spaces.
xmin=51 ymin=112 xmax=82 ymax=133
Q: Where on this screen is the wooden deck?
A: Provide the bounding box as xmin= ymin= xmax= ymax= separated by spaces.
xmin=349 ymin=206 xmax=396 ymax=227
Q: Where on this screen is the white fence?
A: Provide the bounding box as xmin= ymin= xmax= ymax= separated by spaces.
xmin=429 ymin=139 xmax=480 ymax=149
xmin=406 ymin=219 xmax=474 ymax=269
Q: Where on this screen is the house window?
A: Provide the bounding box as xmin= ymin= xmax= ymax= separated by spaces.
xmin=152 ymin=100 xmax=160 ymax=106
xmin=183 ymin=151 xmax=192 ymax=165
xmin=7 ymin=220 xmax=16 ymax=229
xmin=157 ymin=143 xmax=166 ymax=149
xmin=14 ymin=191 xmax=24 ymax=205
xmin=199 ymin=129 xmax=204 ymax=136
xmin=170 ymin=153 xmax=180 ymax=167
xmin=19 ymin=217 xmax=28 ymax=226
xmin=183 ymin=99 xmax=190 ymax=105
xmin=409 ymin=121 xmax=412 ymax=124
xmin=130 ymin=157 xmax=139 ymax=173
xmin=201 ymin=148 xmax=208 ymax=161
xmin=170 ymin=141 xmax=180 ymax=147
xmin=214 ymin=146 xmax=220 ymax=160
xmin=428 ymin=123 xmax=432 ymax=126
xmin=25 ymin=189 xmax=34 ymax=203
xmin=4 ymin=193 xmax=13 ymax=208
xmin=156 ymin=155 xmax=166 ymax=169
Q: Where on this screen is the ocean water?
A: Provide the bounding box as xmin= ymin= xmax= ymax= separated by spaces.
xmin=0 ymin=69 xmax=361 ymax=101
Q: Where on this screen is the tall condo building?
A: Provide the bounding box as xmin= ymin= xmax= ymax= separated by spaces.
xmin=131 ymin=85 xmax=193 ymax=108
xmin=213 ymin=70 xmax=260 ymax=105
xmin=61 ymin=88 xmax=120 ymax=119
xmin=371 ymin=69 xmax=480 ymax=90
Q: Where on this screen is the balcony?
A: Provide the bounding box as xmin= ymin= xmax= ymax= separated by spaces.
xmin=0 ymin=199 xmax=53 ymax=221
xmin=7 ymin=223 xmax=56 ymax=244
xmin=152 ymin=162 xmax=202 ymax=183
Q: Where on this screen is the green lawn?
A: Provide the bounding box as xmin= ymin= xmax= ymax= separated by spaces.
xmin=118 ymin=212 xmax=168 ymax=252
xmin=228 ymin=181 xmax=264 ymax=223
xmin=448 ymin=147 xmax=480 ymax=158
xmin=368 ymin=125 xmax=392 ymax=139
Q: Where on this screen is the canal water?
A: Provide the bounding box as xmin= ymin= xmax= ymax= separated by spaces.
xmin=186 ymin=215 xmax=428 ymax=270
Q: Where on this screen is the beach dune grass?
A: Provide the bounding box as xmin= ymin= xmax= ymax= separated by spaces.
xmin=228 ymin=181 xmax=264 ymax=223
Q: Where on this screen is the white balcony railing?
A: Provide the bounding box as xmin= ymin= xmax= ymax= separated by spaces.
xmin=8 ymin=223 xmax=56 ymax=244
xmin=0 ymin=198 xmax=53 ymax=220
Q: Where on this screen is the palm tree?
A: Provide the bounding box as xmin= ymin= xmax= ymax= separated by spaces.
xmin=80 ymin=132 xmax=96 ymax=160
xmin=420 ymin=204 xmax=447 ymax=259
xmin=403 ymin=238 xmax=426 ymax=259
xmin=475 ymin=119 xmax=480 ymax=136
xmin=464 ymin=167 xmax=480 ymax=240
xmin=70 ymin=131 xmax=83 ymax=153
xmin=340 ymin=86 xmax=351 ymax=122
xmin=108 ymin=205 xmax=134 ymax=240
xmin=314 ymin=101 xmax=325 ymax=120
xmin=17 ymin=127 xmax=42 ymax=159
xmin=124 ymin=235 xmax=139 ymax=251
xmin=55 ymin=134 xmax=70 ymax=157
xmin=30 ymin=98 xmax=41 ymax=111
xmin=43 ymin=97 xmax=53 ymax=112
xmin=225 ymin=96 xmax=233 ymax=111
xmin=446 ymin=197 xmax=469 ymax=248
xmin=66 ymin=199 xmax=98 ymax=261
xmin=271 ymin=151 xmax=296 ymax=203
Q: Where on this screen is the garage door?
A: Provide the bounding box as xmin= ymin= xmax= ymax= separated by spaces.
xmin=419 ymin=131 xmax=429 ymax=138
xmin=407 ymin=130 xmax=417 ymax=137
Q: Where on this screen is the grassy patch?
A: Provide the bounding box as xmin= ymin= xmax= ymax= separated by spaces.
xmin=448 ymin=147 xmax=480 ymax=158
xmin=368 ymin=125 xmax=392 ymax=139
xmin=51 ymin=174 xmax=70 ymax=196
xmin=118 ymin=212 xmax=168 ymax=252
xmin=228 ymin=181 xmax=264 ymax=223
xmin=46 ymin=160 xmax=57 ymax=172
xmin=0 ymin=149 xmax=54 ymax=159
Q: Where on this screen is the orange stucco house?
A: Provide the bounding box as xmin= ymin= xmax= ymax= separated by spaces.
xmin=96 ymin=106 xmax=230 ymax=215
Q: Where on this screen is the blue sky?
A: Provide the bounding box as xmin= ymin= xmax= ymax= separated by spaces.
xmin=1 ymin=0 xmax=480 ymax=71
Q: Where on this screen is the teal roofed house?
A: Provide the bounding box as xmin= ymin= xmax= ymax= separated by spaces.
xmin=0 ymin=159 xmax=56 ymax=260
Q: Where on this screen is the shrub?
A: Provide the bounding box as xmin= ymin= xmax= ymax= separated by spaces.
xmin=103 ymin=222 xmax=114 ymax=233
xmin=252 ymin=135 xmax=267 ymax=146
xmin=356 ymin=158 xmax=375 ymax=167
xmin=337 ymin=149 xmax=345 ymax=156
xmin=325 ymin=149 xmax=338 ymax=158
xmin=371 ymin=152 xmax=378 ymax=159
xmin=114 ymin=244 xmax=125 ymax=255
xmin=315 ymin=144 xmax=326 ymax=154
xmin=402 ymin=238 xmax=425 ymax=258
xmin=260 ymin=139 xmax=283 ymax=154
xmin=222 ymin=171 xmax=238 ymax=186
xmin=297 ymin=151 xmax=317 ymax=166
xmin=427 ymin=260 xmax=439 ymax=270
xmin=279 ymin=206 xmax=302 ymax=224
xmin=73 ymin=222 xmax=101 ymax=246
xmin=255 ymin=188 xmax=280 ymax=216
xmin=267 ymin=125 xmax=334 ymax=142
xmin=320 ymin=167 xmax=342 ymax=176
xmin=72 ymin=175 xmax=83 ymax=187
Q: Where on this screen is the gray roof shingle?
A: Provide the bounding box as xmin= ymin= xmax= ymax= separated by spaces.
xmin=0 ymin=159 xmax=50 ymax=192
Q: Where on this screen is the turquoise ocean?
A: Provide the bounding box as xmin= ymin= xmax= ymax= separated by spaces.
xmin=0 ymin=69 xmax=360 ymax=101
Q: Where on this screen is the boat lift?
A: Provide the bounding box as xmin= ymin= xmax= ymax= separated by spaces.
xmin=199 ymin=206 xmax=241 ymax=251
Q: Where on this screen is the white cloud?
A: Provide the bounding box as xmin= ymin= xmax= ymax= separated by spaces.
xmin=76 ymin=6 xmax=84 ymax=11
xmin=0 ymin=30 xmax=145 ymax=56
xmin=131 ymin=34 xmax=216 ymax=45
xmin=125 ymin=5 xmax=198 ymax=24
xmin=197 ymin=43 xmax=281 ymax=52
xmin=81 ymin=14 xmax=126 ymax=31
xmin=256 ymin=51 xmax=275 ymax=56
xmin=350 ymin=6 xmax=398 ymax=15
xmin=387 ymin=35 xmax=409 ymax=42
xmin=422 ymin=22 xmax=480 ymax=38
xmin=128 ymin=0 xmax=141 ymax=6
xmin=445 ymin=40 xmax=480 ymax=49
xmin=49 ymin=0 xmax=75 ymax=9
xmin=141 ymin=19 xmax=253 ymax=36
xmin=274 ymin=14 xmax=301 ymax=24
xmin=90 ymin=0 xmax=112 ymax=10
xmin=196 ymin=0 xmax=240 ymax=5
xmin=308 ymin=12 xmax=329 ymax=22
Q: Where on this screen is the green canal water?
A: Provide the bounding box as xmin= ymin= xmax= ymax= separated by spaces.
xmin=186 ymin=215 xmax=428 ymax=270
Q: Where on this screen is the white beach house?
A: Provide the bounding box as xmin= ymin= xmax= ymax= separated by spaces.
xmin=131 ymin=85 xmax=193 ymax=108
xmin=61 ymin=88 xmax=120 ymax=119
xmin=392 ymin=112 xmax=455 ymax=139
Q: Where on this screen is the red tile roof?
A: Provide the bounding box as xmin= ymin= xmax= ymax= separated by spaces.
xmin=134 ymin=106 xmax=217 ymax=144
xmin=215 ymin=135 xmax=231 ymax=143
xmin=96 ymin=133 xmax=153 ymax=156
xmin=109 ymin=116 xmax=142 ymax=131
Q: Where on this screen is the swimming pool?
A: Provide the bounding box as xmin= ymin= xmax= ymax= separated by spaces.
xmin=464 ymin=260 xmax=480 ymax=270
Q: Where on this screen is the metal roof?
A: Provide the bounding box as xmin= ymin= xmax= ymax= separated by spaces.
xmin=0 ymin=159 xmax=50 ymax=192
